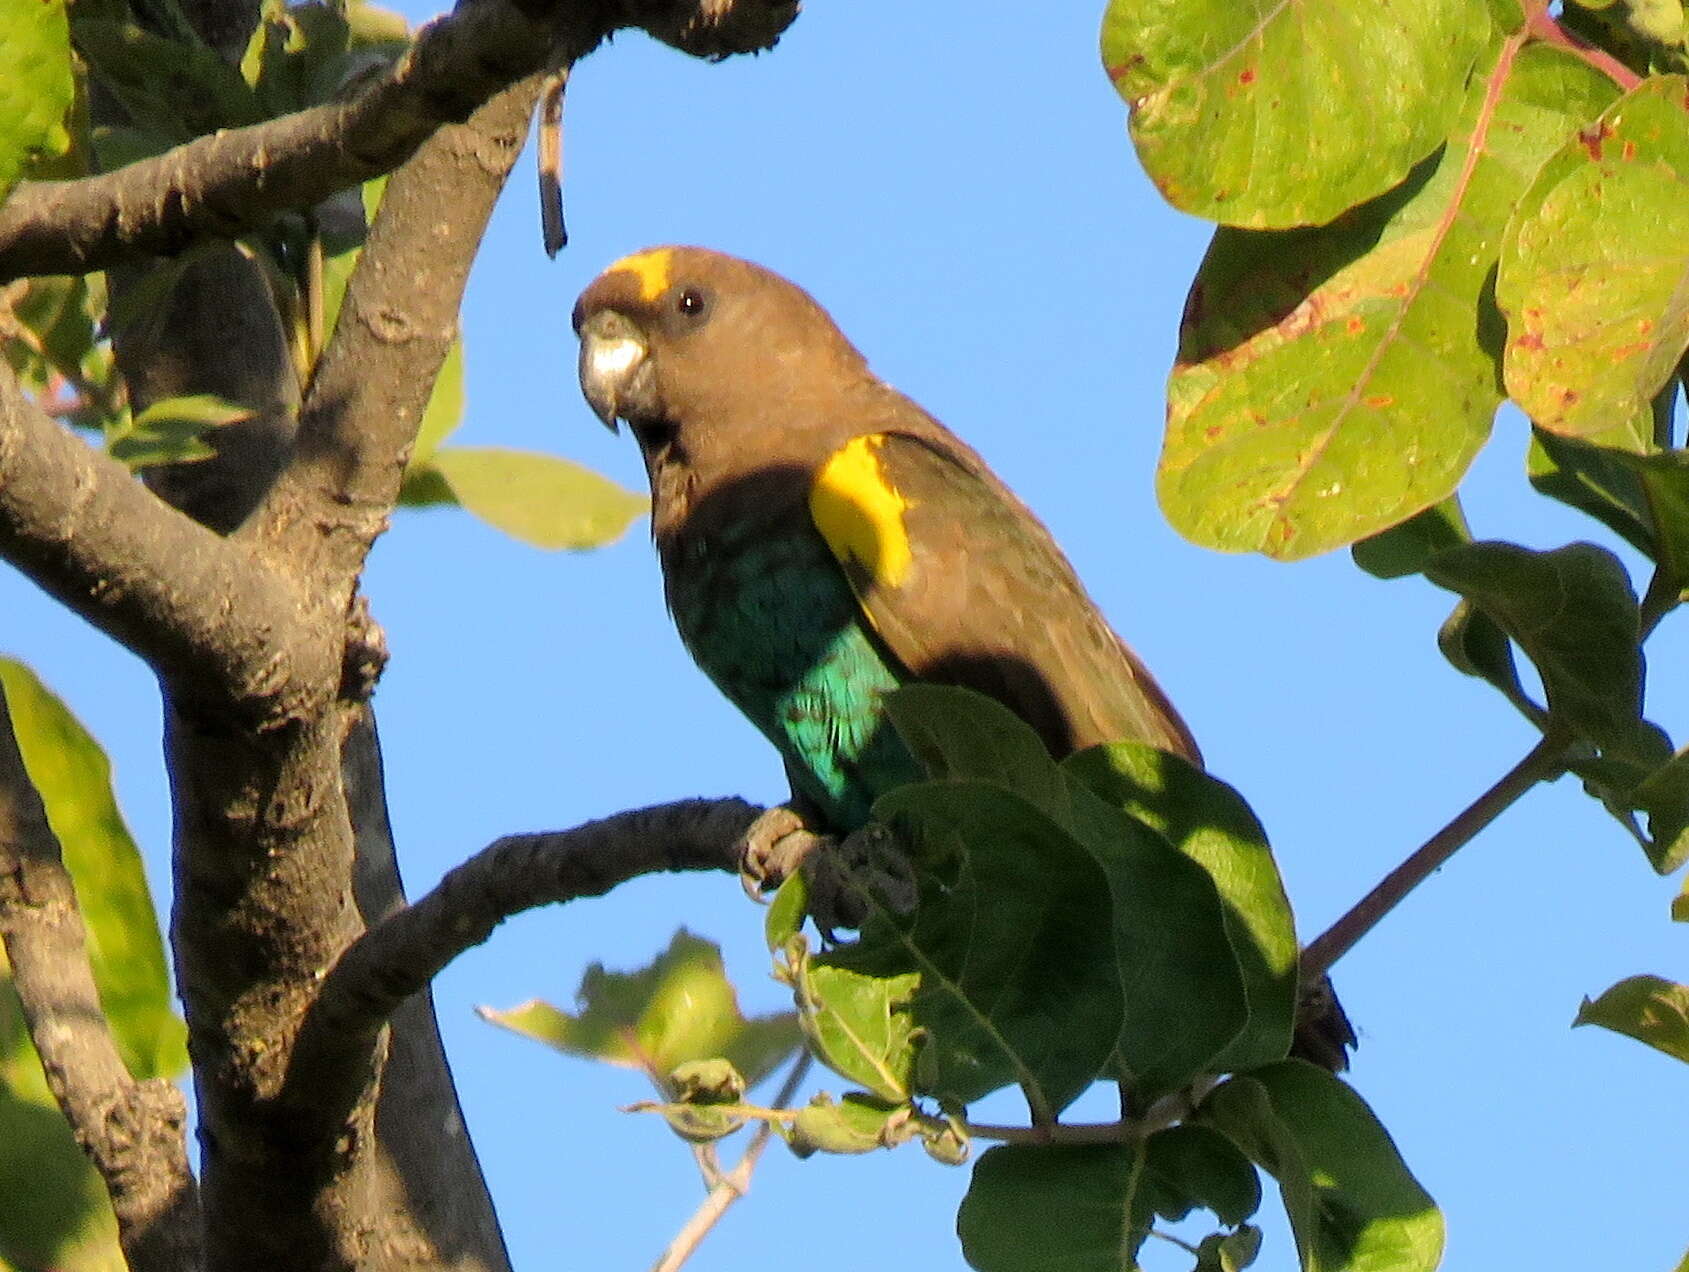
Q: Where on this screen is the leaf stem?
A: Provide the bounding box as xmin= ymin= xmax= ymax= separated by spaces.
xmin=1521 ymin=0 xmax=1642 ymax=91
xmin=1301 ymin=734 xmax=1568 ymax=982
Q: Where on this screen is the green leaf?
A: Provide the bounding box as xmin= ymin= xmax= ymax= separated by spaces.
xmin=0 ymin=660 xmax=185 ymax=1081
xmin=1499 ymin=76 xmax=1689 ymax=439
xmin=1526 ymin=428 xmax=1656 ymax=555
xmin=424 ymin=447 xmax=647 ymax=550
xmin=410 ymin=340 xmax=465 ymax=467
xmin=781 ymin=1091 xmax=918 ymax=1158
xmin=787 ymin=945 xmax=920 ymax=1103
xmin=1196 ymin=1225 xmax=1263 ymax=1272
xmin=1574 ymin=974 xmax=1689 ymax=1063
xmin=480 ymin=929 xmax=799 ymax=1089
xmin=883 ymin=684 xmax=1069 ymax=822
xmin=1064 ymin=744 xmax=1291 ymax=1078
xmin=958 ymin=1130 xmax=1258 ymax=1272
xmin=0 ymin=993 xmax=124 ymax=1272
xmin=1674 ymin=875 xmax=1689 ymax=921
xmin=107 ymin=393 xmax=255 ymax=469
xmin=834 ymin=782 xmax=1121 ymax=1118
xmin=1630 ymin=747 xmax=1689 ymax=873
xmin=1099 ymin=0 xmax=1489 ymax=228
xmin=0 ymin=0 xmax=73 ymax=200
xmin=1201 ymin=1062 xmax=1444 ymax=1272
xmin=1425 ymin=541 xmax=1665 ymax=761
xmin=1435 ymin=597 xmax=1545 ymax=725
xmin=1158 ymin=45 xmax=1619 ymax=560
xmin=73 ymin=19 xmax=263 ymax=141
xmin=1351 ymin=497 xmax=1473 ymax=580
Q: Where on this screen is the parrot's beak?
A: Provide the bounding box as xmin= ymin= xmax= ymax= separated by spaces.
xmin=577 ymin=309 xmax=651 ymax=434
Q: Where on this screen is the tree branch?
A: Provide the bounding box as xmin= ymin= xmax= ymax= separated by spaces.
xmin=1300 ymin=733 xmax=1569 ymax=981
xmin=250 ymin=74 xmax=541 ymax=588
xmin=0 ymin=0 xmax=797 ymax=279
xmin=0 ymin=682 xmax=202 ymax=1272
xmin=0 ymin=357 xmax=326 ymax=724
xmin=282 ymin=797 xmax=758 ymax=1131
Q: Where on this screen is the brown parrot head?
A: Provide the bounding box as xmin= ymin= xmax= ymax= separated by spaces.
xmin=573 ymin=247 xmax=876 ymax=487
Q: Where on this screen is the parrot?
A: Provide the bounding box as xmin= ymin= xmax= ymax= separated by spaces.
xmin=572 ymin=245 xmax=1351 ymax=1070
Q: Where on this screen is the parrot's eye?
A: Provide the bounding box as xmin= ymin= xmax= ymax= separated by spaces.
xmin=677 ymin=288 xmax=708 ymax=318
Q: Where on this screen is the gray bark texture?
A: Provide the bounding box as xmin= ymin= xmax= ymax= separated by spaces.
xmin=0 ymin=0 xmax=797 ymax=1266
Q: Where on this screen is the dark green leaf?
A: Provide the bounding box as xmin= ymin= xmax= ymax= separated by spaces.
xmin=1158 ymin=46 xmax=1618 ymax=559
xmin=1196 ymin=1226 xmax=1263 ymax=1272
xmin=959 ymin=1142 xmax=1151 ymax=1272
xmin=1425 ymin=541 xmax=1665 ymax=761
xmin=73 ymin=20 xmax=263 ymax=140
xmin=1435 ymin=598 xmax=1545 ymax=724
xmin=1526 ymin=428 xmax=1655 ymax=554
xmin=1351 ymin=498 xmax=1473 ymax=580
xmin=480 ymin=929 xmax=799 ymax=1088
xmin=1630 ymin=747 xmax=1689 ymax=873
xmin=1201 ymin=1062 xmax=1444 ymax=1272
xmin=1065 ymin=744 xmax=1292 ymax=1077
xmin=884 ymin=684 xmax=1068 ymax=822
xmin=427 ymin=447 xmax=647 ymax=550
xmin=1499 ymin=76 xmax=1689 ymax=440
xmin=836 ymin=782 xmax=1121 ymax=1118
xmin=959 ymin=1131 xmax=1258 ymax=1272
xmin=1100 ymin=0 xmax=1488 ymax=228
xmin=1574 ymin=974 xmax=1689 ymax=1064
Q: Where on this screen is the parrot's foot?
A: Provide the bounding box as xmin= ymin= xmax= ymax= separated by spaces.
xmin=737 ymin=809 xmax=917 ymax=938
xmin=737 ymin=804 xmax=831 ymax=898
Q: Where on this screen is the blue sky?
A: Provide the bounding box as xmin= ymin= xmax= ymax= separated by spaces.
xmin=5 ymin=2 xmax=1687 ymax=1268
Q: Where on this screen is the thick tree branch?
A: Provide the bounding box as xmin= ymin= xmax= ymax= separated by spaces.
xmin=0 ymin=358 xmax=327 ymax=724
xmin=0 ymin=683 xmax=202 ymax=1272
xmin=0 ymin=0 xmax=797 ymax=280
xmin=282 ymin=797 xmax=758 ymax=1129
xmin=250 ymin=75 xmax=541 ymax=588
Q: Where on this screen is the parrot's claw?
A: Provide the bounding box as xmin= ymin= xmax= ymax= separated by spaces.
xmin=736 ymin=809 xmax=918 ymax=939
xmin=737 ymin=804 xmax=831 ymax=899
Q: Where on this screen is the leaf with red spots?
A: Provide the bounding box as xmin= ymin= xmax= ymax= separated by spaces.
xmin=1498 ymin=75 xmax=1689 ymax=441
xmin=1099 ymin=0 xmax=1489 ymax=228
xmin=1158 ymin=43 xmax=1617 ymax=561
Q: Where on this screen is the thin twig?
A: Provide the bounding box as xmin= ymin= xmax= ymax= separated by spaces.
xmin=652 ymin=1051 xmax=815 ymax=1272
xmin=0 ymin=681 xmax=202 ymax=1272
xmin=1301 ymin=734 xmax=1568 ymax=981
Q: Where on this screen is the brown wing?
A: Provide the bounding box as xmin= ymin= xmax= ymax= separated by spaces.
xmin=808 ymin=429 xmax=1200 ymax=764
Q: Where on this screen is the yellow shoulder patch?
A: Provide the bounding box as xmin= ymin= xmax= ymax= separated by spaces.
xmin=607 ymin=248 xmax=674 ymax=302
xmin=810 ymin=434 xmax=915 ymax=591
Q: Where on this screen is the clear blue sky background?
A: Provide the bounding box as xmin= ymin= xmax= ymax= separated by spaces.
xmin=5 ymin=3 xmax=1688 ymax=1268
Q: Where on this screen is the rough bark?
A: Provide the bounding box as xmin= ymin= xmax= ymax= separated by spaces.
xmin=0 ymin=0 xmax=800 ymax=1266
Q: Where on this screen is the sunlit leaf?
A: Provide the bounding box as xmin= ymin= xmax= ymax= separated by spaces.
xmin=1100 ymin=0 xmax=1488 ymax=227
xmin=1065 ymin=744 xmax=1295 ymax=1075
xmin=1201 ymin=1062 xmax=1444 ymax=1272
xmin=480 ymin=929 xmax=799 ymax=1089
xmin=0 ymin=660 xmax=185 ymax=1080
xmin=1159 ymin=46 xmax=1617 ymax=559
xmin=425 ymin=446 xmax=647 ymax=550
xmin=1499 ymin=77 xmax=1689 ymax=440
xmin=0 ymin=0 xmax=74 ymax=199
xmin=1575 ymin=974 xmax=1689 ymax=1064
